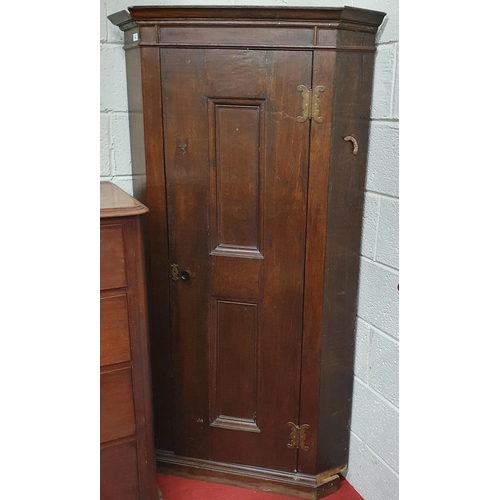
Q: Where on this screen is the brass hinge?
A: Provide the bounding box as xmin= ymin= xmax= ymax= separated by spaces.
xmin=297 ymin=85 xmax=326 ymax=123
xmin=287 ymin=422 xmax=310 ymax=451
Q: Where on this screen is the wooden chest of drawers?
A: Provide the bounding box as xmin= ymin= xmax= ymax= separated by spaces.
xmin=100 ymin=182 xmax=157 ymax=500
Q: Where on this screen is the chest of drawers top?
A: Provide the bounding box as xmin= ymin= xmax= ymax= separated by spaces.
xmin=100 ymin=182 xmax=148 ymax=219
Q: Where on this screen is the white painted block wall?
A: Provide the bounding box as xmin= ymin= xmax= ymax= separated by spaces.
xmin=100 ymin=2 xmax=399 ymax=499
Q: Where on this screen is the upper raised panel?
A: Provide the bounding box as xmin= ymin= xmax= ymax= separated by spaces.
xmin=209 ymin=99 xmax=265 ymax=259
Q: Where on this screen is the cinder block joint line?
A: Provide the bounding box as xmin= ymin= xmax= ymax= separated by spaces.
xmin=369 ymin=118 xmax=400 ymax=126
xmin=101 ymin=40 xmax=126 ymax=49
xmin=356 ymin=315 xmax=399 ymax=343
xmin=390 ymin=42 xmax=399 ymax=118
xmin=364 ymin=190 xmax=399 ymax=201
xmin=369 ymin=118 xmax=399 ymax=123
xmin=349 ymin=429 xmax=400 ymax=478
xmin=372 ymin=195 xmax=382 ymax=261
xmin=360 ymin=255 xmax=399 ymax=274
xmin=368 ymin=322 xmax=400 ymax=345
xmin=375 ymin=40 xmax=399 ymax=48
xmin=353 ymin=374 xmax=399 ymax=412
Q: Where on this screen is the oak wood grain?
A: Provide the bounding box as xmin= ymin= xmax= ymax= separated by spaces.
xmin=108 ymin=6 xmax=385 ymax=497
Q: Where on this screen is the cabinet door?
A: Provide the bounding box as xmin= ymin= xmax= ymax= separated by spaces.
xmin=162 ymin=48 xmax=311 ymax=472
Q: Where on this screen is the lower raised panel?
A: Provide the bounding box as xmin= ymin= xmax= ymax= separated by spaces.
xmin=101 ymin=440 xmax=140 ymax=500
xmin=209 ymin=299 xmax=260 ymax=432
xmin=156 ymin=451 xmax=340 ymax=500
xmin=211 ymin=414 xmax=260 ymax=433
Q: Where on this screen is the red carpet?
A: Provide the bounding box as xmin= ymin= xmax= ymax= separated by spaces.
xmin=157 ymin=474 xmax=363 ymax=500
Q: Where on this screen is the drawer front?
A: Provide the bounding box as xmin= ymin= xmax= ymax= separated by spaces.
xmin=100 ymin=367 xmax=136 ymax=443
xmin=100 ymin=293 xmax=131 ymax=366
xmin=101 ymin=441 xmax=140 ymax=500
xmin=101 ymin=224 xmax=127 ymax=291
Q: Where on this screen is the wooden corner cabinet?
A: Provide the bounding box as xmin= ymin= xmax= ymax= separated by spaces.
xmin=108 ymin=6 xmax=385 ymax=499
xmin=100 ymin=182 xmax=157 ymax=500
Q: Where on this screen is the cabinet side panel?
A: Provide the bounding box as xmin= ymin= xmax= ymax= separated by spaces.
xmin=135 ymin=46 xmax=174 ymax=453
xmin=317 ymin=48 xmax=376 ymax=472
xmin=124 ymin=40 xmax=147 ymax=201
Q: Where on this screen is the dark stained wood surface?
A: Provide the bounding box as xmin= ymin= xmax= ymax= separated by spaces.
xmin=132 ymin=46 xmax=175 ymax=454
xmin=108 ymin=6 xmax=385 ymax=498
xmin=298 ymin=49 xmax=337 ymax=476
xmin=127 ymin=5 xmax=385 ymax=26
xmin=161 ymin=46 xmax=211 ymax=460
xmin=158 ymin=26 xmax=314 ymax=46
xmin=210 ymin=99 xmax=262 ymax=253
xmin=161 ymin=47 xmax=311 ymax=472
xmin=316 ymin=44 xmax=377 ymax=473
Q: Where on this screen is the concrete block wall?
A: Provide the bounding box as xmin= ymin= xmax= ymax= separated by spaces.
xmin=100 ymin=1 xmax=399 ymax=499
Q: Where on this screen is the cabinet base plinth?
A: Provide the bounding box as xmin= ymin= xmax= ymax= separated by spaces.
xmin=156 ymin=451 xmax=340 ymax=499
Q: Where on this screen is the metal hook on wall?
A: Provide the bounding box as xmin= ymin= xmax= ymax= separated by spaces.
xmin=343 ymin=135 xmax=359 ymax=155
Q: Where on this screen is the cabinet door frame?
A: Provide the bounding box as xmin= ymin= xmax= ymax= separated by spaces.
xmin=160 ymin=47 xmax=313 ymax=473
